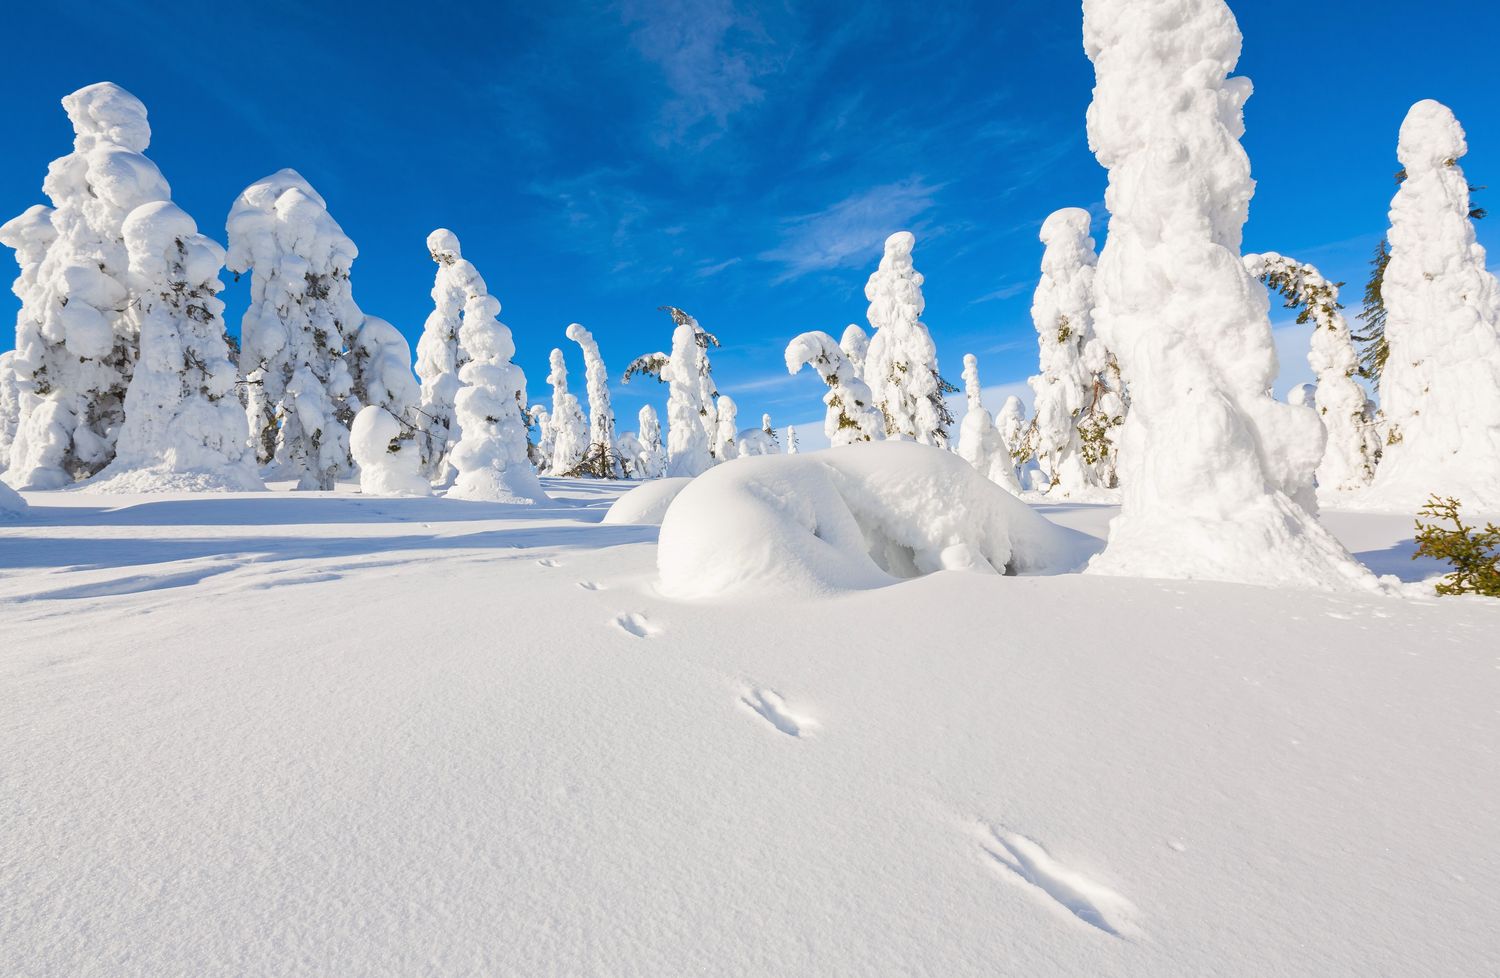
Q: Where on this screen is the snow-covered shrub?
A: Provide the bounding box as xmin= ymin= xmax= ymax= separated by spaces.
xmin=228 ymin=169 xmax=358 ymax=490
xmin=784 ymin=330 xmax=882 ymax=446
xmin=565 ymin=322 xmax=621 ymax=477
xmin=1246 ymin=253 xmax=1376 ymax=493
xmin=546 ymin=348 xmax=588 ymax=476
xmin=350 ymin=405 xmax=430 ymax=497
xmin=712 ymin=394 xmax=739 ymax=461
xmin=91 ymin=201 xmax=260 ymax=492
xmin=601 ymin=476 xmax=693 ymax=525
xmin=863 ymin=232 xmax=952 ymax=445
xmin=1413 ymin=496 xmax=1500 ymax=597
xmin=350 ymin=316 xmax=419 ymax=425
xmin=1361 ymin=101 xmax=1500 ymax=512
xmin=656 ymin=442 xmax=1091 ymax=599
xmin=635 ymin=404 xmax=667 ymax=479
xmin=736 ymin=414 xmax=780 ymax=456
xmin=957 ymin=354 xmax=1021 ymax=493
xmin=415 ymin=229 xmax=472 ymax=483
xmin=445 ymin=257 xmax=545 ymax=504
xmin=1081 ymin=0 xmax=1372 ymax=589
xmin=3 ymin=84 xmax=170 ymax=489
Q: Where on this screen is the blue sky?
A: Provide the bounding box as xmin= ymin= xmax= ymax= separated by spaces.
xmin=3 ymin=0 xmax=1498 ymax=445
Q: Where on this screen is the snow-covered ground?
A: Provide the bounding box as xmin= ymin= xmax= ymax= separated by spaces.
xmin=2 ymin=481 xmax=1496 ymax=977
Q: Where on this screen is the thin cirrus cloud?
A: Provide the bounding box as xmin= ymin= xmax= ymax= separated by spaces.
xmin=758 ymin=177 xmax=942 ymax=281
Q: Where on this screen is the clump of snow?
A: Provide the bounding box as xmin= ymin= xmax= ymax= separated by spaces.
xmin=863 ymin=232 xmax=949 ymax=446
xmin=545 ymin=348 xmax=588 ymax=476
xmin=227 ymin=169 xmax=357 ymax=490
xmin=657 ymin=441 xmax=1091 ymax=598
xmin=351 ymin=405 xmax=430 ymax=497
xmin=601 ymin=476 xmax=693 ymax=525
xmin=839 ymin=323 xmax=869 ymax=378
xmin=1358 ymin=100 xmax=1500 ymax=512
xmin=350 ymin=316 xmax=419 ymax=426
xmin=784 ymin=330 xmax=882 ymax=446
xmin=90 ymin=201 xmax=261 ymax=493
xmin=1082 ymin=0 xmax=1373 ymax=588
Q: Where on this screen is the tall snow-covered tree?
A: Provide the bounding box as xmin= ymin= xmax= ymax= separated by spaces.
xmin=957 ymin=354 xmax=1020 ymax=493
xmin=658 ymin=306 xmax=720 ymax=452
xmin=785 ymin=425 xmax=799 ymax=454
xmin=528 ymin=404 xmax=554 ymax=474
xmin=546 ymin=348 xmax=588 ymax=476
xmin=350 ymin=316 xmax=418 ymax=427
xmin=565 ymin=322 xmax=622 ymax=478
xmin=446 ymin=258 xmax=545 ymax=503
xmin=414 ymin=229 xmax=474 ymax=483
xmin=996 ymin=395 xmax=1031 ymax=490
xmin=228 ymin=169 xmax=358 ymax=490
xmin=1 ymin=206 xmax=55 ymax=477
xmin=1363 ymin=100 xmax=1500 ymax=511
xmin=712 ymin=394 xmax=738 ymax=461
xmin=635 ymin=404 xmax=667 ymax=479
xmin=622 ymin=311 xmax=715 ymax=477
xmin=2 ymin=83 xmax=169 ymax=489
xmin=0 ymin=351 xmax=19 ymax=473
xmin=784 ymin=330 xmax=882 ymax=446
xmin=1245 ymin=252 xmax=1377 ymax=492
xmin=93 ymin=202 xmax=260 ymax=491
xmin=840 ymin=324 xmax=870 ymax=378
xmin=864 ymin=231 xmax=953 ymax=445
xmin=1081 ymin=0 xmax=1369 ymax=587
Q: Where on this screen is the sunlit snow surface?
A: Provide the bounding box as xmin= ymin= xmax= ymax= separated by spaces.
xmin=2 ymin=479 xmax=1497 ymax=976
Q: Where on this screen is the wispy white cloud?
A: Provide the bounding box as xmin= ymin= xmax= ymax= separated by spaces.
xmin=758 ymin=177 xmax=941 ymax=280
xmin=969 ymin=281 xmax=1031 ymax=305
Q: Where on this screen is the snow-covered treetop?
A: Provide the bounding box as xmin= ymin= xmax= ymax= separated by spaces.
xmin=962 ymin=354 xmax=982 ymax=411
xmin=427 ymin=228 xmax=462 ymax=264
xmin=62 ymin=82 xmax=151 ymax=153
xmin=865 ymin=231 xmax=924 ymax=331
xmin=226 ymin=169 xmax=356 ymax=278
xmin=840 ymin=324 xmax=869 ymax=376
xmin=122 ymin=201 xmax=226 ymax=291
xmin=1398 ymin=99 xmax=1466 ymax=170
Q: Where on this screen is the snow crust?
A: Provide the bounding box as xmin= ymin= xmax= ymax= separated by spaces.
xmin=601 ymin=476 xmax=693 ymax=525
xmin=657 ymin=441 xmax=1091 ymax=598
xmin=1082 ymin=0 xmax=1373 ymax=588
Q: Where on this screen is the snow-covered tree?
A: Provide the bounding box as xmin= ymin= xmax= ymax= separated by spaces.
xmin=840 ymin=324 xmax=869 ymax=378
xmin=0 ymin=207 xmax=54 ymax=477
xmin=785 ymin=425 xmax=799 ymax=454
xmin=350 ymin=316 xmax=419 ymax=425
xmin=996 ymin=395 xmax=1031 ymax=489
xmin=414 ymin=229 xmax=473 ymax=483
xmin=0 ymin=351 xmax=19 ymax=473
xmin=92 ymin=202 xmax=260 ymax=491
xmin=1363 ymin=100 xmax=1500 ymax=511
xmin=528 ymin=404 xmax=554 ymax=473
xmin=228 ymin=169 xmax=358 ymax=490
xmin=446 ymin=261 xmax=545 ymax=503
xmin=1245 ymin=252 xmax=1377 ymax=492
xmin=712 ymin=394 xmax=739 ymax=461
xmin=784 ymin=330 xmax=882 ymax=446
xmin=546 ymin=348 xmax=588 ymax=476
xmin=350 ymin=405 xmax=430 ymax=497
xmin=623 ymin=312 xmax=715 ymax=477
xmin=564 ymin=322 xmax=621 ymax=477
xmin=1081 ymin=0 xmax=1369 ymax=587
xmin=957 ymin=354 xmax=1021 ymax=493
xmin=635 ymin=404 xmax=667 ymax=479
xmin=864 ymin=231 xmax=952 ymax=445
xmin=735 ymin=413 xmax=780 ymax=457
xmin=2 ymin=84 xmax=170 ymax=489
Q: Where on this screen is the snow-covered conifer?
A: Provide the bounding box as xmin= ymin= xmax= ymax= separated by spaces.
xmin=1362 ymin=100 xmax=1500 ymax=511
xmin=414 ymin=229 xmax=473 ymax=482
xmin=92 ymin=202 xmax=260 ymax=491
xmin=957 ymin=354 xmax=1018 ymax=492
xmin=863 ymin=231 xmax=952 ymax=445
xmin=658 ymin=307 xmax=720 ymax=451
xmin=3 ymin=84 xmax=169 ymax=489
xmin=712 ymin=394 xmax=739 ymax=461
xmin=565 ymin=322 xmax=621 ymax=477
xmin=0 ymin=352 xmax=19 ymax=472
xmin=635 ymin=404 xmax=667 ymax=479
xmin=228 ymin=169 xmax=358 ymax=490
xmin=1082 ymin=0 xmax=1370 ymax=587
xmin=784 ymin=330 xmax=882 ymax=446
xmin=1246 ymin=252 xmax=1376 ymax=492
xmin=785 ymin=425 xmax=799 ymax=454
xmin=528 ymin=404 xmax=554 ymax=473
xmin=351 ymin=405 xmax=430 ymax=497
xmin=995 ymin=395 xmax=1032 ymax=493
xmin=350 ymin=316 xmax=418 ymax=425
xmin=840 ymin=324 xmax=869 ymax=378
xmin=446 ymin=263 xmax=545 ymax=503
xmin=734 ymin=413 xmax=780 ymax=457
xmin=546 ymin=348 xmax=588 ymax=476
xmin=624 ymin=314 xmax=715 ymax=477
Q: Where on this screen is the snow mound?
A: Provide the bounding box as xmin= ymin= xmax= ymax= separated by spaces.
xmin=602 ymin=477 xmax=693 ymax=525
xmin=0 ymin=479 xmax=26 ymax=518
xmin=657 ymin=442 xmax=1093 ymax=599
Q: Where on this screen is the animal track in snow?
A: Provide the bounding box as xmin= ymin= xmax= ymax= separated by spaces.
xmin=536 ymin=558 xmax=562 ymax=568
xmin=739 ymin=688 xmax=816 ymax=738
xmin=978 ymin=825 xmax=1140 ymax=938
xmin=577 ymin=580 xmax=606 ymax=591
xmin=611 ymin=612 xmax=661 ymax=638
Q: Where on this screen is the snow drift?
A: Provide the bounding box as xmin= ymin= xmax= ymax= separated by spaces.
xmin=601 ymin=477 xmax=693 ymax=526
xmin=657 ymin=442 xmax=1092 ymax=599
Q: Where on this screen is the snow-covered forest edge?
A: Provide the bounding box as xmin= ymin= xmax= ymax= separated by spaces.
xmin=2 ymin=0 xmax=1498 ymax=976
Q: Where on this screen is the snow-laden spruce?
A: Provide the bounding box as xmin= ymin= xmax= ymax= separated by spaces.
xmin=634 ymin=404 xmax=667 ymax=479
xmin=0 ymin=351 xmax=19 ymax=472
xmin=1245 ymin=252 xmax=1377 ymax=493
xmin=350 ymin=316 xmax=419 ymax=427
xmin=785 ymin=425 xmax=799 ymax=454
xmin=736 ymin=414 xmax=780 ymax=457
xmin=957 ymin=354 xmax=1021 ymax=494
xmin=839 ymin=324 xmax=870 ymax=379
xmin=624 ymin=314 xmax=715 ymax=477
xmin=528 ymin=404 xmax=554 ymax=474
xmin=90 ymin=202 xmax=260 ymax=492
xmin=657 ymin=442 xmax=1090 ymax=598
xmin=712 ymin=394 xmax=739 ymax=461
xmin=0 ymin=208 xmax=55 ymax=477
xmin=351 ymin=405 xmax=430 ymax=497
xmin=564 ymin=322 xmax=621 ymax=477
xmin=996 ymin=395 xmax=1031 ymax=490
xmin=545 ymin=348 xmax=588 ymax=476
xmin=414 ymin=229 xmax=474 ymax=483
xmin=228 ymin=170 xmax=358 ymax=490
xmin=863 ymin=232 xmax=950 ymax=445
xmin=1082 ymin=0 xmax=1372 ymax=588
xmin=1359 ymin=101 xmax=1500 ymax=512
xmin=444 ymin=253 xmax=544 ymax=504
xmin=784 ymin=330 xmax=882 ymax=446
xmin=3 ymin=84 xmax=169 ymax=489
